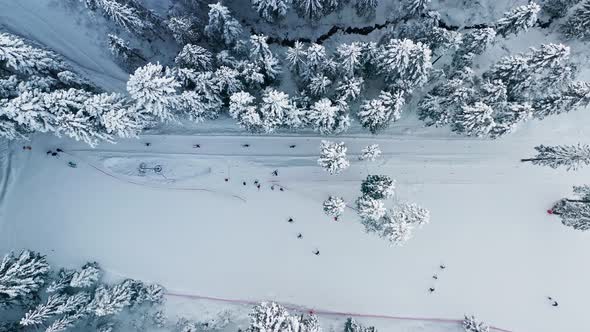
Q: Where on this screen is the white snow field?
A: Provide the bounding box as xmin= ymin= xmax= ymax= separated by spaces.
xmin=2 ymin=108 xmax=590 ymax=332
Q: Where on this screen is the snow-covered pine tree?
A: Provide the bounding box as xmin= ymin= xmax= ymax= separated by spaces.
xmin=214 ymin=66 xmax=243 ymax=95
xmin=552 ymin=199 xmax=590 ymax=230
xmin=69 ymin=262 xmax=101 ymax=288
xmin=452 ymin=102 xmax=496 ymax=137
xmin=259 ymin=88 xmax=301 ymax=131
xmin=107 ymin=34 xmax=145 ymax=66
xmin=318 ymin=140 xmax=350 ymax=175
xmin=336 ymin=77 xmax=364 ymax=101
xmin=251 ymin=0 xmax=292 ymax=22
xmin=358 ymin=90 xmax=405 ymax=133
xmin=246 ymin=302 xmax=291 ymax=332
xmin=323 ymin=196 xmax=346 ymax=217
xmin=491 ymin=102 xmax=532 ymax=138
xmin=127 ymin=63 xmax=180 ymax=121
xmin=85 ymin=93 xmax=149 ymax=139
xmin=0 ymin=32 xmax=65 ymax=75
xmin=406 ymin=0 xmax=430 ymax=16
xmin=89 ymin=281 xmax=133 ymax=316
xmin=175 ymin=44 xmax=212 ymax=71
xmin=356 ymin=195 xmax=386 ymax=224
xmin=391 ymin=202 xmax=430 ymax=227
xmin=380 ymin=212 xmax=414 ymax=246
xmin=302 ymin=43 xmax=333 ymax=80
xmin=44 ymin=311 xmax=86 ymax=332
xmin=308 ymin=74 xmax=332 ymax=97
xmin=167 ymin=16 xmax=200 ymax=45
xmin=229 ymin=91 xmax=264 ymax=133
xmin=543 ymin=0 xmax=581 ymax=18
xmin=294 ymin=0 xmax=324 ymax=20
xmin=361 ymin=174 xmax=395 ymax=200
xmin=95 ymin=0 xmax=146 ymax=35
xmin=376 ymin=38 xmax=432 ymax=92
xmin=344 ymin=317 xmax=377 ymax=332
xmin=452 ymin=28 xmax=496 ymax=68
xmin=354 ymin=0 xmax=378 ymax=17
xmin=0 ymin=75 xmax=19 ymax=98
xmin=336 ymin=42 xmax=364 ymax=78
xmin=249 ymin=35 xmax=282 ymax=81
xmin=521 ymin=144 xmax=590 ymax=170
xmin=289 ymin=313 xmax=322 ymax=332
xmin=562 ymin=0 xmax=590 ymax=39
xmin=418 ymin=73 xmax=476 ymax=128
xmin=205 ymin=2 xmax=243 ymax=46
xmin=495 ymin=2 xmax=540 ymax=38
xmin=359 ymin=144 xmax=382 ymax=161
xmin=463 ymin=315 xmax=490 ymax=332
xmin=20 ymin=294 xmax=66 ymax=327
xmin=286 ymin=41 xmax=308 ymax=74
xmin=0 ymin=250 xmax=50 ymax=307
xmin=532 ymin=81 xmax=590 ymax=119
xmin=307 ymin=98 xmax=350 ymax=135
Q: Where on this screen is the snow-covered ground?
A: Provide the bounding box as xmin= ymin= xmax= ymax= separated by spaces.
xmin=2 ymin=108 xmax=590 ymax=332
xmin=3 ymin=0 xmax=590 ymax=331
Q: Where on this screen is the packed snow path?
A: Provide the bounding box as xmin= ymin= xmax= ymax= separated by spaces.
xmin=1 ymin=130 xmax=590 ymax=332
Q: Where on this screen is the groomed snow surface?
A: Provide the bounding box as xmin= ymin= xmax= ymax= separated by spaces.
xmin=2 ymin=109 xmax=590 ymax=332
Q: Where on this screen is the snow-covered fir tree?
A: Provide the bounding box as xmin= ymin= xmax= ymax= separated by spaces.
xmin=391 ymin=202 xmax=430 ymax=227
xmin=306 ymin=98 xmax=350 ymax=135
xmin=532 ymin=81 xmax=590 ymax=119
xmin=354 ymin=0 xmax=378 ymax=17
xmin=344 ymin=317 xmax=377 ymax=332
xmin=551 ymin=187 xmax=590 ymax=230
xmin=495 ymin=2 xmax=540 ymax=38
xmin=246 ymin=302 xmax=292 ymax=332
xmin=308 ymin=74 xmax=332 ymax=97
xmin=491 ymin=102 xmax=532 ymax=138
xmin=260 ymin=88 xmax=301 ymax=131
xmin=452 ymin=28 xmax=496 ymax=68
xmin=521 ymin=144 xmax=590 ymax=171
xmin=361 ymin=174 xmax=395 ymax=199
xmin=562 ymin=0 xmax=590 ymax=39
xmin=381 ymin=212 xmax=414 ymax=246
xmin=294 ymin=0 xmax=325 ymax=20
xmin=336 ymin=77 xmax=364 ymax=101
xmin=463 ymin=315 xmax=490 ymax=332
xmin=0 ymin=32 xmax=65 ymax=75
xmin=94 ymin=0 xmax=146 ymax=35
xmin=249 ymin=35 xmax=282 ymax=81
xmin=167 ymin=16 xmax=200 ymax=45
xmin=205 ymin=2 xmax=243 ymax=46
xmin=214 ymin=66 xmax=243 ymax=95
xmin=318 ymin=140 xmax=350 ymax=175
xmin=289 ymin=313 xmax=322 ymax=332
xmin=285 ymin=41 xmax=308 ymax=74
xmin=336 ymin=42 xmax=364 ymax=78
xmin=251 ymin=0 xmax=292 ymax=22
xmin=356 ymin=195 xmax=386 ymax=223
xmin=69 ymin=262 xmax=101 ymax=288
xmin=358 ymin=90 xmax=405 ymax=134
xmin=543 ymin=0 xmax=582 ymax=18
xmin=107 ymin=34 xmax=145 ymax=65
xmin=20 ymin=294 xmax=67 ymax=327
xmin=175 ymin=44 xmax=212 ymax=71
xmin=0 ymin=250 xmax=49 ymax=307
xmin=88 ymin=281 xmax=133 ymax=316
xmin=452 ymin=102 xmax=496 ymax=137
xmin=376 ymin=38 xmax=432 ymax=92
xmin=229 ymin=91 xmax=264 ymax=133
xmin=85 ymin=93 xmax=149 ymax=139
xmin=406 ymin=0 xmax=430 ymax=16
xmin=323 ymin=196 xmax=346 ymax=217
xmin=127 ymin=63 xmax=180 ymax=121
xmin=359 ymin=144 xmax=381 ymax=161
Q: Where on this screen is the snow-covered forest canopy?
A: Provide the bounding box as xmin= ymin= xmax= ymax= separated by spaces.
xmin=2 ymin=0 xmax=590 ymax=331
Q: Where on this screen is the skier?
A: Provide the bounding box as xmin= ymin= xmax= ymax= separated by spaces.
xmin=432 ymin=275 xmax=438 ymax=280
xmin=242 ymin=144 xmax=250 ymax=148
xmin=243 ymin=181 xmax=246 ymax=186
xmin=289 ymin=145 xmax=296 ymax=148
xmin=193 ymin=144 xmax=200 ymax=148
xmin=334 ymin=216 xmax=338 ymax=221
xmin=288 ymin=217 xmax=294 ymax=223
xmin=256 ymin=184 xmax=261 ymax=190
xmin=297 ymin=233 xmax=303 ymax=239
xmin=279 ymin=187 xmax=284 ymax=192
xmin=51 ymin=152 xmax=58 ymax=157
xmin=254 ymin=180 xmax=259 ymax=185
xmin=271 ymin=185 xmax=275 ymax=190
xmin=68 ymin=161 xmax=77 ymax=168
xmin=46 ymin=150 xmax=53 ymax=156
xmin=145 ymin=142 xmax=151 ymax=147
xmin=547 ymin=297 xmax=559 ymax=307
xmin=22 ymin=146 xmax=32 ymax=151
xmin=224 ymin=178 xmax=229 ymax=182
xmin=313 ymin=250 xmax=320 ymax=256
xmin=56 ymin=148 xmax=63 ymax=153
xmin=429 ymin=287 xmax=435 ymax=293
xmin=440 ymin=264 xmax=446 ymax=270
xmin=272 ymin=169 xmax=279 ymax=176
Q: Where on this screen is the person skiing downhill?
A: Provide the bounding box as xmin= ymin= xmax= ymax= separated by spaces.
xmin=313 ymin=250 xmax=320 ymax=255
xmin=272 ymin=169 xmax=278 ymax=176
xmin=429 ymin=287 xmax=435 ymax=293
xmin=288 ymin=217 xmax=294 ymax=223
xmin=289 ymin=145 xmax=296 ymax=148
xmin=46 ymin=150 xmax=53 ymax=156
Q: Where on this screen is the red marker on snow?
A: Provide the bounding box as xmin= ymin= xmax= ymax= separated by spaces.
xmin=334 ymin=216 xmax=338 ymax=221
xmin=547 ymin=209 xmax=554 ymax=215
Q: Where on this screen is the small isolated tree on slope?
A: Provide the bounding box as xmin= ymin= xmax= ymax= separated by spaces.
xmin=463 ymin=315 xmax=489 ymax=332
xmin=521 ymin=144 xmax=590 ymax=171
xmin=361 ymin=174 xmax=395 ymax=199
xmin=318 ymin=140 xmax=350 ymax=175
xmin=359 ymin=144 xmax=381 ymax=161
xmin=495 ymin=2 xmax=540 ymax=38
xmin=323 ymin=196 xmax=346 ymax=217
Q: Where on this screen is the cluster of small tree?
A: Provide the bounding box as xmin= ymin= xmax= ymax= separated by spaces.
xmin=0 ymin=249 xmax=164 ymax=332
xmin=0 ymin=32 xmax=148 ymax=146
xmin=551 ymin=185 xmax=590 ymax=231
xmin=463 ymin=315 xmax=489 ymax=332
xmin=355 ymin=174 xmax=430 ymax=245
xmin=419 ymin=42 xmax=578 ymax=138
